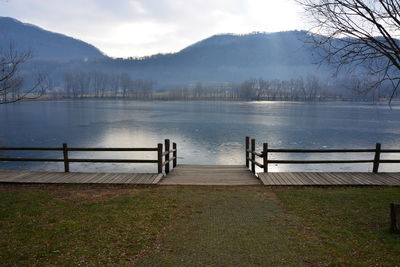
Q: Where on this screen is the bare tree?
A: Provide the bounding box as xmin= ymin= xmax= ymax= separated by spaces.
xmin=76 ymin=72 xmax=91 ymax=98
xmin=303 ymin=75 xmax=321 ymax=100
xmin=119 ymin=73 xmax=132 ymax=97
xmin=239 ymin=79 xmax=257 ymax=100
xmin=62 ymin=73 xmax=74 ymax=98
xmin=91 ymin=72 xmax=109 ymax=98
xmin=193 ymin=82 xmax=203 ymax=98
xmin=298 ymin=0 xmax=400 ymax=101
xmin=0 ymin=44 xmax=47 ymax=104
xmin=109 ymin=74 xmax=120 ymax=97
xmin=134 ymin=79 xmax=153 ymax=100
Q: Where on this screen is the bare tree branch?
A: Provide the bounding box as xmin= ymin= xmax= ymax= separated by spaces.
xmin=0 ymin=43 xmax=47 ymax=104
xmin=298 ymin=0 xmax=400 ymax=101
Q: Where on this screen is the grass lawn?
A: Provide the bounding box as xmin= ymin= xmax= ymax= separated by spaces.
xmin=275 ymin=187 xmax=400 ymax=266
xmin=0 ymin=184 xmax=178 ymax=266
xmin=0 ymin=184 xmax=399 ymax=266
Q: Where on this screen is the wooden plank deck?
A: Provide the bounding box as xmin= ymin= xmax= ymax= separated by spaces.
xmin=258 ymin=172 xmax=400 ymax=186
xmin=0 ymin=170 xmax=163 ymax=185
xmin=1 ymin=168 xmax=400 ymax=186
xmin=160 ymin=165 xmax=261 ymax=185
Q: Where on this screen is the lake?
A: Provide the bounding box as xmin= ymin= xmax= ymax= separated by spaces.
xmin=1 ymin=100 xmax=400 ymax=173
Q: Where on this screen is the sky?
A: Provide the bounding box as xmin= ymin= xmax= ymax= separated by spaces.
xmin=0 ymin=0 xmax=307 ymax=58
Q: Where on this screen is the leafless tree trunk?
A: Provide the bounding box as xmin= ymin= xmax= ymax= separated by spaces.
xmin=91 ymin=72 xmax=104 ymax=98
xmin=62 ymin=73 xmax=73 ymax=98
xmin=298 ymin=0 xmax=400 ymax=102
xmin=194 ymin=82 xmax=203 ymax=98
xmin=304 ymin=75 xmax=320 ymax=100
xmin=76 ymin=72 xmax=91 ymax=98
xmin=119 ymin=73 xmax=132 ymax=97
xmin=109 ymin=74 xmax=120 ymax=97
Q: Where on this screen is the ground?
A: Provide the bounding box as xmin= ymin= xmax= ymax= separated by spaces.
xmin=0 ymin=184 xmax=399 ymax=266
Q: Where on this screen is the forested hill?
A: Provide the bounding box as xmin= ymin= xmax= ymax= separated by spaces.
xmin=118 ymin=31 xmax=324 ymax=82
xmin=0 ymin=17 xmax=331 ymax=86
xmin=0 ymin=17 xmax=105 ymax=60
xmin=66 ymin=30 xmax=329 ymax=85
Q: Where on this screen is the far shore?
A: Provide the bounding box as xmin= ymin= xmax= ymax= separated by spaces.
xmin=12 ymin=95 xmax=400 ymax=104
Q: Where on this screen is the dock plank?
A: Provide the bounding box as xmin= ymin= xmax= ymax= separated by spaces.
xmin=306 ymin=172 xmax=325 ymax=185
xmin=297 ymin=173 xmax=316 ymax=185
xmin=379 ymin=173 xmax=400 ymax=185
xmin=258 ymin=172 xmax=400 ymax=186
xmin=385 ymin=173 xmax=400 ymax=185
xmin=320 ymin=172 xmax=339 ymax=184
xmin=287 ymin=173 xmax=305 ymax=185
xmin=1 ymin=169 xmax=400 ymax=186
xmin=124 ymin=174 xmax=141 ymax=184
xmin=326 ymin=173 xmax=347 ymax=185
xmin=160 ymin=165 xmax=260 ymax=185
xmin=152 ymin=174 xmax=164 ymax=184
xmin=0 ymin=170 xmax=161 ymax=185
xmin=352 ymin=173 xmax=378 ymax=185
xmin=135 ymin=173 xmax=150 ymax=184
xmin=271 ymin=173 xmax=287 ymax=185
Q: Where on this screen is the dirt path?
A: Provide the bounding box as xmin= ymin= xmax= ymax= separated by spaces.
xmin=136 ymin=187 xmax=318 ymax=266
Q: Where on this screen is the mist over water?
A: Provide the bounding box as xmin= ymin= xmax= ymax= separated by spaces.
xmin=1 ymin=100 xmax=400 ymax=173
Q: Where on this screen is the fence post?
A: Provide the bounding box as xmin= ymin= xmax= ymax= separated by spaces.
xmin=263 ymin=143 xmax=268 ymax=173
xmin=251 ymin=138 xmax=255 ymax=174
xmin=373 ymin=143 xmax=381 ymax=173
xmin=245 ymin=136 xmax=250 ymax=168
xmin=62 ymin=143 xmax=69 ymax=173
xmin=165 ymin=139 xmax=170 ymax=174
xmin=173 ymin=142 xmax=177 ymax=168
xmin=157 ymin=143 xmax=163 ymax=174
xmin=391 ymin=203 xmax=400 ymax=234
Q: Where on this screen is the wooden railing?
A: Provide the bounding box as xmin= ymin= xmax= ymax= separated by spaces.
xmin=159 ymin=139 xmax=177 ymax=175
xmin=0 ymin=139 xmax=177 ymax=175
xmin=245 ymin=136 xmax=400 ymax=174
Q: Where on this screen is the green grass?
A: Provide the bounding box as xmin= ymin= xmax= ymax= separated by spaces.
xmin=1 ymin=185 xmax=399 ymax=266
xmin=275 ymin=187 xmax=400 ymax=266
xmin=0 ymin=185 xmax=178 ymax=266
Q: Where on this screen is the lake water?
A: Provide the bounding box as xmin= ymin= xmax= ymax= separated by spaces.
xmin=1 ymin=100 xmax=400 ymax=173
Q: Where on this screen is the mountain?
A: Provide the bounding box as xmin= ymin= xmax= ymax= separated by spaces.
xmin=86 ymin=31 xmax=330 ymax=85
xmin=0 ymin=17 xmax=105 ymax=60
xmin=0 ymin=17 xmax=331 ymax=86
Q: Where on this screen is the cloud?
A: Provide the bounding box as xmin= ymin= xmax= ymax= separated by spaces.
xmin=0 ymin=0 xmax=306 ymax=57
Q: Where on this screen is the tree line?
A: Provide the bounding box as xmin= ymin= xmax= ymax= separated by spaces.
xmin=161 ymin=76 xmax=394 ymax=101
xmin=60 ymin=72 xmax=153 ymax=99
xmin=53 ymin=71 xmax=397 ymax=101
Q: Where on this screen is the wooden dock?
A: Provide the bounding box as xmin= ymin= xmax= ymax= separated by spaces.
xmin=0 ymin=170 xmax=163 ymax=184
xmin=1 ymin=168 xmax=400 ymax=186
xmin=160 ymin=165 xmax=261 ymax=185
xmin=258 ymin=172 xmax=400 ymax=186
xmin=1 ymin=138 xmax=400 ymax=186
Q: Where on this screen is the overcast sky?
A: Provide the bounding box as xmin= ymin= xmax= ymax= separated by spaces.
xmin=1 ymin=0 xmax=307 ymax=58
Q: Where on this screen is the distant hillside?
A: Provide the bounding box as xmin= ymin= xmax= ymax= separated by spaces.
xmin=81 ymin=31 xmax=330 ymax=85
xmin=0 ymin=17 xmax=332 ymax=86
xmin=0 ymin=17 xmax=105 ymax=60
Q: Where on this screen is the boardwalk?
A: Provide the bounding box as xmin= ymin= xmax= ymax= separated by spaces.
xmin=1 ymin=168 xmax=400 ymax=186
xmin=2 ymin=138 xmax=400 ymax=186
xmin=258 ymin=172 xmax=400 ymax=186
xmin=160 ymin=165 xmax=261 ymax=185
xmin=0 ymin=170 xmax=163 ymax=184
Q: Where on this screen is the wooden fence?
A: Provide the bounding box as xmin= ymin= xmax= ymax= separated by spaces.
xmin=245 ymin=136 xmax=400 ymax=174
xmin=0 ymin=139 xmax=177 ymax=174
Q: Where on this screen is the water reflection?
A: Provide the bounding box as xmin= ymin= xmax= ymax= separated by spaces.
xmin=1 ymin=100 xmax=400 ymax=172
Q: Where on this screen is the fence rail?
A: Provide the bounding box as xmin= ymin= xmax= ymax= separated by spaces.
xmin=245 ymin=136 xmax=399 ymax=174
xmin=0 ymin=139 xmax=177 ymax=175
